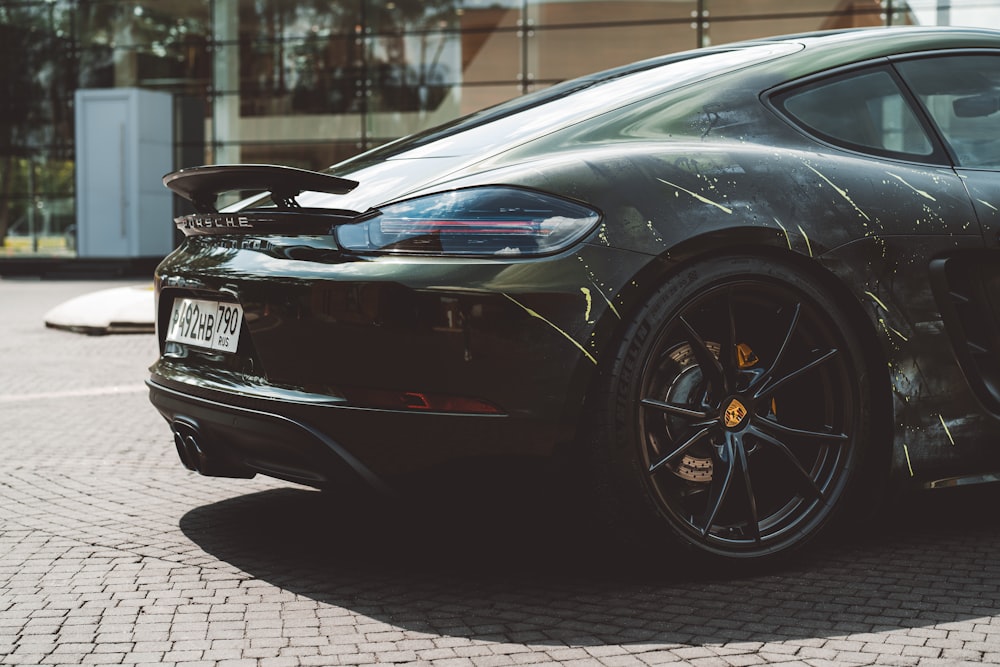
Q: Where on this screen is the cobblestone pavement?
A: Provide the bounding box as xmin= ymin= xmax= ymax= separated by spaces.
xmin=4 ymin=278 xmax=1000 ymax=667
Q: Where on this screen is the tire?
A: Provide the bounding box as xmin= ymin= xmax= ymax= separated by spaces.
xmin=594 ymin=255 xmax=872 ymax=562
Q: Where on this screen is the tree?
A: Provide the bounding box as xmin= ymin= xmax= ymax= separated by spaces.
xmin=0 ymin=3 xmax=72 ymax=248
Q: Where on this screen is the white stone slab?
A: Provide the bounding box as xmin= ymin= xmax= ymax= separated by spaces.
xmin=44 ymin=284 xmax=155 ymax=334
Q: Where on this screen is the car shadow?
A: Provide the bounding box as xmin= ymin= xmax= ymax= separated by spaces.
xmin=180 ymin=465 xmax=1000 ymax=646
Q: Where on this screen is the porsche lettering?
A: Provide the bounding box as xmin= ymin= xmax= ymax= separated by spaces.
xmin=175 ymin=215 xmax=254 ymax=230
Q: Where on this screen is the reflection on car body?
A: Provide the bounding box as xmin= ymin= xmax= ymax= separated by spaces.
xmin=149 ymin=26 xmax=1000 ymax=563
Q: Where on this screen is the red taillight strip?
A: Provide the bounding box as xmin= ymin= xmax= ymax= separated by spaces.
xmin=379 ymin=219 xmax=548 ymax=235
xmin=345 ymin=388 xmax=504 ymax=414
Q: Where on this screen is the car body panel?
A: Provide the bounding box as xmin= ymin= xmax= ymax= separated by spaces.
xmin=417 ymin=140 xmax=996 ymax=484
xmin=152 ymin=239 xmax=653 ymax=481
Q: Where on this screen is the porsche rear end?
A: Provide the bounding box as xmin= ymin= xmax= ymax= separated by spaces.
xmin=147 ymin=164 xmax=609 ymax=492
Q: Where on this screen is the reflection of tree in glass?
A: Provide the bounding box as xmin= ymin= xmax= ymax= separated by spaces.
xmin=239 ymin=0 xmax=358 ymax=116
xmin=236 ymin=0 xmax=457 ymax=116
xmin=75 ymin=2 xmax=210 ymax=91
xmin=371 ymin=0 xmax=457 ymax=113
xmin=0 ymin=5 xmax=72 ymax=248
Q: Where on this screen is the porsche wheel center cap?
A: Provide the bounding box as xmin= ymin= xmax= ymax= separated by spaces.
xmin=724 ymin=397 xmax=749 ymax=428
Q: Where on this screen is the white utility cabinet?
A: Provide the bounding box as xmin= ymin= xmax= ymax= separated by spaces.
xmin=74 ymin=88 xmax=174 ymax=258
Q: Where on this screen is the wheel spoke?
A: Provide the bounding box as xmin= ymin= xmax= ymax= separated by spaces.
xmin=734 ymin=434 xmax=761 ymax=543
xmin=721 ymin=288 xmax=740 ymax=390
xmin=748 ymin=424 xmax=826 ymax=502
xmin=679 ymin=315 xmax=726 ymax=397
xmin=754 ymin=347 xmax=838 ymax=400
xmin=750 ymin=303 xmax=800 ymax=395
xmin=752 ymin=415 xmax=848 ymax=444
xmin=640 ymin=398 xmax=710 ymax=421
xmin=649 ymin=425 xmax=716 ymax=474
xmin=696 ymin=435 xmax=735 ymax=537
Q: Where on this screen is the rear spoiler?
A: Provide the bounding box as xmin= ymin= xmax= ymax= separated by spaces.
xmin=163 ymin=164 xmax=359 ymax=213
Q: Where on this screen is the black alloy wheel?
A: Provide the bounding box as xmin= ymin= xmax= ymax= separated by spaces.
xmin=598 ymin=256 xmax=871 ymax=561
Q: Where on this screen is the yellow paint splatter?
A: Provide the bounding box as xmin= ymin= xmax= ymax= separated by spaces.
xmin=903 ymin=443 xmax=914 ymax=477
xmin=865 ymin=290 xmax=889 ymax=312
xmin=503 ymin=293 xmax=597 ymax=365
xmin=796 ymin=224 xmax=813 ymax=257
xmin=879 ymin=318 xmax=909 ymax=342
xmin=578 ymin=258 xmax=621 ymax=320
xmin=805 ymin=164 xmax=872 ymax=222
xmin=887 ymin=173 xmax=937 ymax=202
xmin=593 ymin=281 xmax=621 ymax=319
xmin=581 ymin=287 xmax=593 ymax=321
xmin=773 ymin=217 xmax=792 ymax=250
xmin=938 ymin=414 xmax=955 ymax=446
xmin=597 ymin=225 xmax=611 ymax=246
xmin=657 ymin=178 xmax=733 ymax=214
xmin=646 ymin=220 xmax=664 ymax=244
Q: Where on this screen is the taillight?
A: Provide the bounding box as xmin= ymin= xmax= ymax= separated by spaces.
xmin=336 ymin=186 xmax=601 ymax=256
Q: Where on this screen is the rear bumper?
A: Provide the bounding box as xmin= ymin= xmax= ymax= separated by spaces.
xmin=148 ymin=242 xmax=657 ymax=489
xmin=148 ymin=378 xmax=392 ymax=492
xmin=147 ymin=374 xmax=560 ymax=492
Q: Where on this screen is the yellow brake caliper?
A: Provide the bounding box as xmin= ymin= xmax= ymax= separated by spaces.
xmin=736 ymin=342 xmax=759 ymax=368
xmin=736 ymin=342 xmax=776 ymax=416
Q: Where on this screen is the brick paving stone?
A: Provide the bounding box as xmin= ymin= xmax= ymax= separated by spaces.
xmin=922 ymin=638 xmax=965 ymax=651
xmin=861 ymin=642 xmax=906 ymax=656
xmin=683 ymin=657 xmax=733 ymax=667
xmin=458 ymin=644 xmax=508 ymax=658
xmin=671 ymin=646 xmax=720 ymax=660
xmin=752 ymin=655 xmax=804 ymax=665
xmin=720 ymin=654 xmax=766 ymax=666
xmin=425 ymin=659 xmax=475 ymax=667
xmin=601 ymin=655 xmax=649 ymax=667
xmin=636 ymin=652 xmax=683 ymax=665
xmin=939 ymin=647 xmax=984 ymax=661
xmin=583 ymin=646 xmax=630 ymax=658
xmin=466 ymin=655 xmax=517 ymax=667
xmin=420 ymin=648 xmax=462 ymax=660
xmin=511 ymin=656 xmax=562 ymax=665
xmin=258 ymin=659 xmax=301 ymax=667
xmin=867 ymin=657 xmax=906 ymax=666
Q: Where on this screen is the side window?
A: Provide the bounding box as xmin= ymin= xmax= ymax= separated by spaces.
xmin=774 ymin=67 xmax=934 ymax=159
xmin=895 ymin=55 xmax=1000 ymax=169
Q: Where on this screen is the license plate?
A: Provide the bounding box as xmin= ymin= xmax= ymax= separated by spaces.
xmin=166 ymin=298 xmax=244 ymax=353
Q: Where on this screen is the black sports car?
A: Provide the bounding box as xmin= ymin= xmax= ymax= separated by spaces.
xmin=149 ymin=26 xmax=1000 ymax=562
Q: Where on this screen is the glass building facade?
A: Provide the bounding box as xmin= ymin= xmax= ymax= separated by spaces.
xmin=0 ymin=0 xmax=990 ymax=258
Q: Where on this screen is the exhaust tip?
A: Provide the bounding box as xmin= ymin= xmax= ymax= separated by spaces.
xmin=168 ymin=417 xmax=253 ymax=479
xmin=173 ymin=431 xmax=196 ymax=471
xmin=171 ymin=419 xmax=204 ymax=473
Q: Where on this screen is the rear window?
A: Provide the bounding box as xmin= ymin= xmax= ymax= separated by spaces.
xmin=774 ymin=65 xmax=936 ymax=160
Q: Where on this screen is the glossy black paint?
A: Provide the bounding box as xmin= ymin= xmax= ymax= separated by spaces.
xmin=164 ymin=164 xmax=358 ymax=213
xmin=150 ymin=27 xmax=1000 ymax=512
